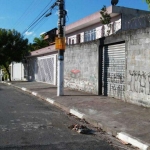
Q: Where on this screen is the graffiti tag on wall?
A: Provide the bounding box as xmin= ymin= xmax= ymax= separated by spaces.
xmin=106 ymin=72 xmax=125 ymax=98
xmin=128 ymin=70 xmax=150 ymax=95
xmin=70 ymin=69 xmax=81 ymax=78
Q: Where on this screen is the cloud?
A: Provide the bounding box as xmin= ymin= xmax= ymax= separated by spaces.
xmin=25 ymin=31 xmax=33 ymax=36
xmin=40 ymin=32 xmax=45 ymax=36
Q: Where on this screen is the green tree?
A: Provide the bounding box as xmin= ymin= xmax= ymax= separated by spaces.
xmin=29 ymin=35 xmax=49 ymax=51
xmin=100 ymin=5 xmax=111 ymax=36
xmin=0 ymin=28 xmax=28 ymax=81
xmin=143 ymin=0 xmax=150 ymax=8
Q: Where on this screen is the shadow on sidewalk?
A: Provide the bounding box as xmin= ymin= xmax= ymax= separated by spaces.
xmin=64 ymin=95 xmax=99 ymax=96
xmin=31 ymin=87 xmax=57 ymax=90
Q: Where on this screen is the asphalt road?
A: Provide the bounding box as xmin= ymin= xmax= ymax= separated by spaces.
xmin=0 ymin=83 xmax=134 ymax=150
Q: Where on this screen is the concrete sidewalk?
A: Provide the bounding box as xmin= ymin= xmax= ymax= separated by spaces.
xmin=1 ymin=81 xmax=150 ymax=150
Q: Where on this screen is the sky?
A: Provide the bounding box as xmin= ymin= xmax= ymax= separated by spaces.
xmin=0 ymin=0 xmax=149 ymax=43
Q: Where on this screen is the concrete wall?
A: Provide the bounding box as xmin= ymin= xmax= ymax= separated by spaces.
xmin=126 ymin=28 xmax=150 ymax=107
xmin=115 ymin=7 xmax=150 ymax=30
xmin=105 ymin=27 xmax=150 ymax=107
xmin=64 ymin=26 xmax=150 ymax=107
xmin=64 ymin=41 xmax=99 ymax=94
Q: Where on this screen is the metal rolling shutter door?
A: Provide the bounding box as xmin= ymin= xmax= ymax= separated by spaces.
xmin=102 ymin=43 xmax=126 ymax=100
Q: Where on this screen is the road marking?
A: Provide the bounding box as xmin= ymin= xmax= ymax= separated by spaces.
xmin=70 ymin=109 xmax=84 ymax=119
xmin=32 ymin=92 xmax=37 ymax=96
xmin=46 ymin=98 xmax=54 ymax=104
xmin=21 ymin=87 xmax=26 ymax=91
xmin=117 ymin=132 xmax=149 ymax=150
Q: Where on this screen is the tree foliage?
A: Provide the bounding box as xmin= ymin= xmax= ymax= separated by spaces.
xmin=28 ymin=35 xmax=49 ymax=52
xmin=143 ymin=0 xmax=150 ymax=8
xmin=0 ymin=28 xmax=28 ymax=81
xmin=100 ymin=5 xmax=111 ymax=36
xmin=100 ymin=6 xmax=111 ymax=25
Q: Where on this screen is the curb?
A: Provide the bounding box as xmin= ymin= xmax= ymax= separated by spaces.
xmin=1 ymin=81 xmax=150 ymax=150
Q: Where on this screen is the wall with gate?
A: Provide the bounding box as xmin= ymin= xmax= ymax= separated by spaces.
xmin=102 ymin=43 xmax=126 ymax=100
xmin=104 ymin=27 xmax=150 ymax=107
xmin=64 ymin=41 xmax=99 ymax=94
xmin=28 ymin=54 xmax=57 ymax=85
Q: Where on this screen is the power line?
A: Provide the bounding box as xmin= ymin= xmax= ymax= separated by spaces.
xmin=22 ymin=8 xmax=50 ymax=35
xmin=22 ymin=0 xmax=54 ymax=35
xmin=13 ymin=0 xmax=37 ymax=28
xmin=31 ymin=18 xmax=48 ymax=34
xmin=26 ymin=0 xmax=53 ymax=28
xmin=26 ymin=16 xmax=46 ymax=34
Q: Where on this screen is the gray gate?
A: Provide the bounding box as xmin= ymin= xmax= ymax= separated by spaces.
xmin=102 ymin=43 xmax=126 ymax=100
xmin=28 ymin=54 xmax=57 ymax=85
xmin=36 ymin=55 xmax=57 ymax=85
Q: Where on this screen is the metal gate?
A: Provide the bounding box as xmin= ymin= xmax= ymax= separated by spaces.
xmin=28 ymin=57 xmax=36 ymax=81
xmin=11 ymin=62 xmax=22 ymax=80
xmin=28 ymin=54 xmax=57 ymax=85
xmin=102 ymin=43 xmax=126 ymax=100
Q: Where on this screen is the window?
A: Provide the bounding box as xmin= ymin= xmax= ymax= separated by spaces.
xmin=84 ymin=29 xmax=96 ymax=42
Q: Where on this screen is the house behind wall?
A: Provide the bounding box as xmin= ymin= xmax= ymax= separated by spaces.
xmin=65 ymin=26 xmax=150 ymax=107
xmin=65 ymin=6 xmax=150 ymax=45
xmin=26 ymin=5 xmax=150 ymax=107
xmin=64 ymin=5 xmax=150 ymax=107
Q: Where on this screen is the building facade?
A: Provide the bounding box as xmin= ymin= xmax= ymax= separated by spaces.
xmin=27 ymin=45 xmax=57 ymax=85
xmin=26 ymin=5 xmax=150 ymax=107
xmin=65 ymin=6 xmax=150 ymax=45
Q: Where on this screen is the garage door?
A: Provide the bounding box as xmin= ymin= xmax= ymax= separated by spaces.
xmin=102 ymin=43 xmax=126 ymax=100
xmin=35 ymin=55 xmax=57 ymax=85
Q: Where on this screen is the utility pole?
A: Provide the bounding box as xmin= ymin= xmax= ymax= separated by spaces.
xmin=56 ymin=0 xmax=66 ymax=96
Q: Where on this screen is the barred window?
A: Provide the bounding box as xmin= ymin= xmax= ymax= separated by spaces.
xmin=84 ymin=29 xmax=96 ymax=42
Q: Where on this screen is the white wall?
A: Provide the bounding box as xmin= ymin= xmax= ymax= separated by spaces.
xmin=11 ymin=62 xmax=26 ymax=81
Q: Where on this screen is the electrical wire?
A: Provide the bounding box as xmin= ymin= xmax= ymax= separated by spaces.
xmin=22 ymin=8 xmax=50 ymax=35
xmin=26 ymin=0 xmax=53 ymax=28
xmin=28 ymin=6 xmax=58 ymax=34
xmin=13 ymin=0 xmax=45 ymax=30
xmin=26 ymin=16 xmax=46 ymax=34
xmin=5 ymin=0 xmax=55 ymax=47
xmin=22 ymin=0 xmax=54 ymax=35
xmin=13 ymin=0 xmax=38 ymax=28
xmin=31 ymin=17 xmax=49 ymax=35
